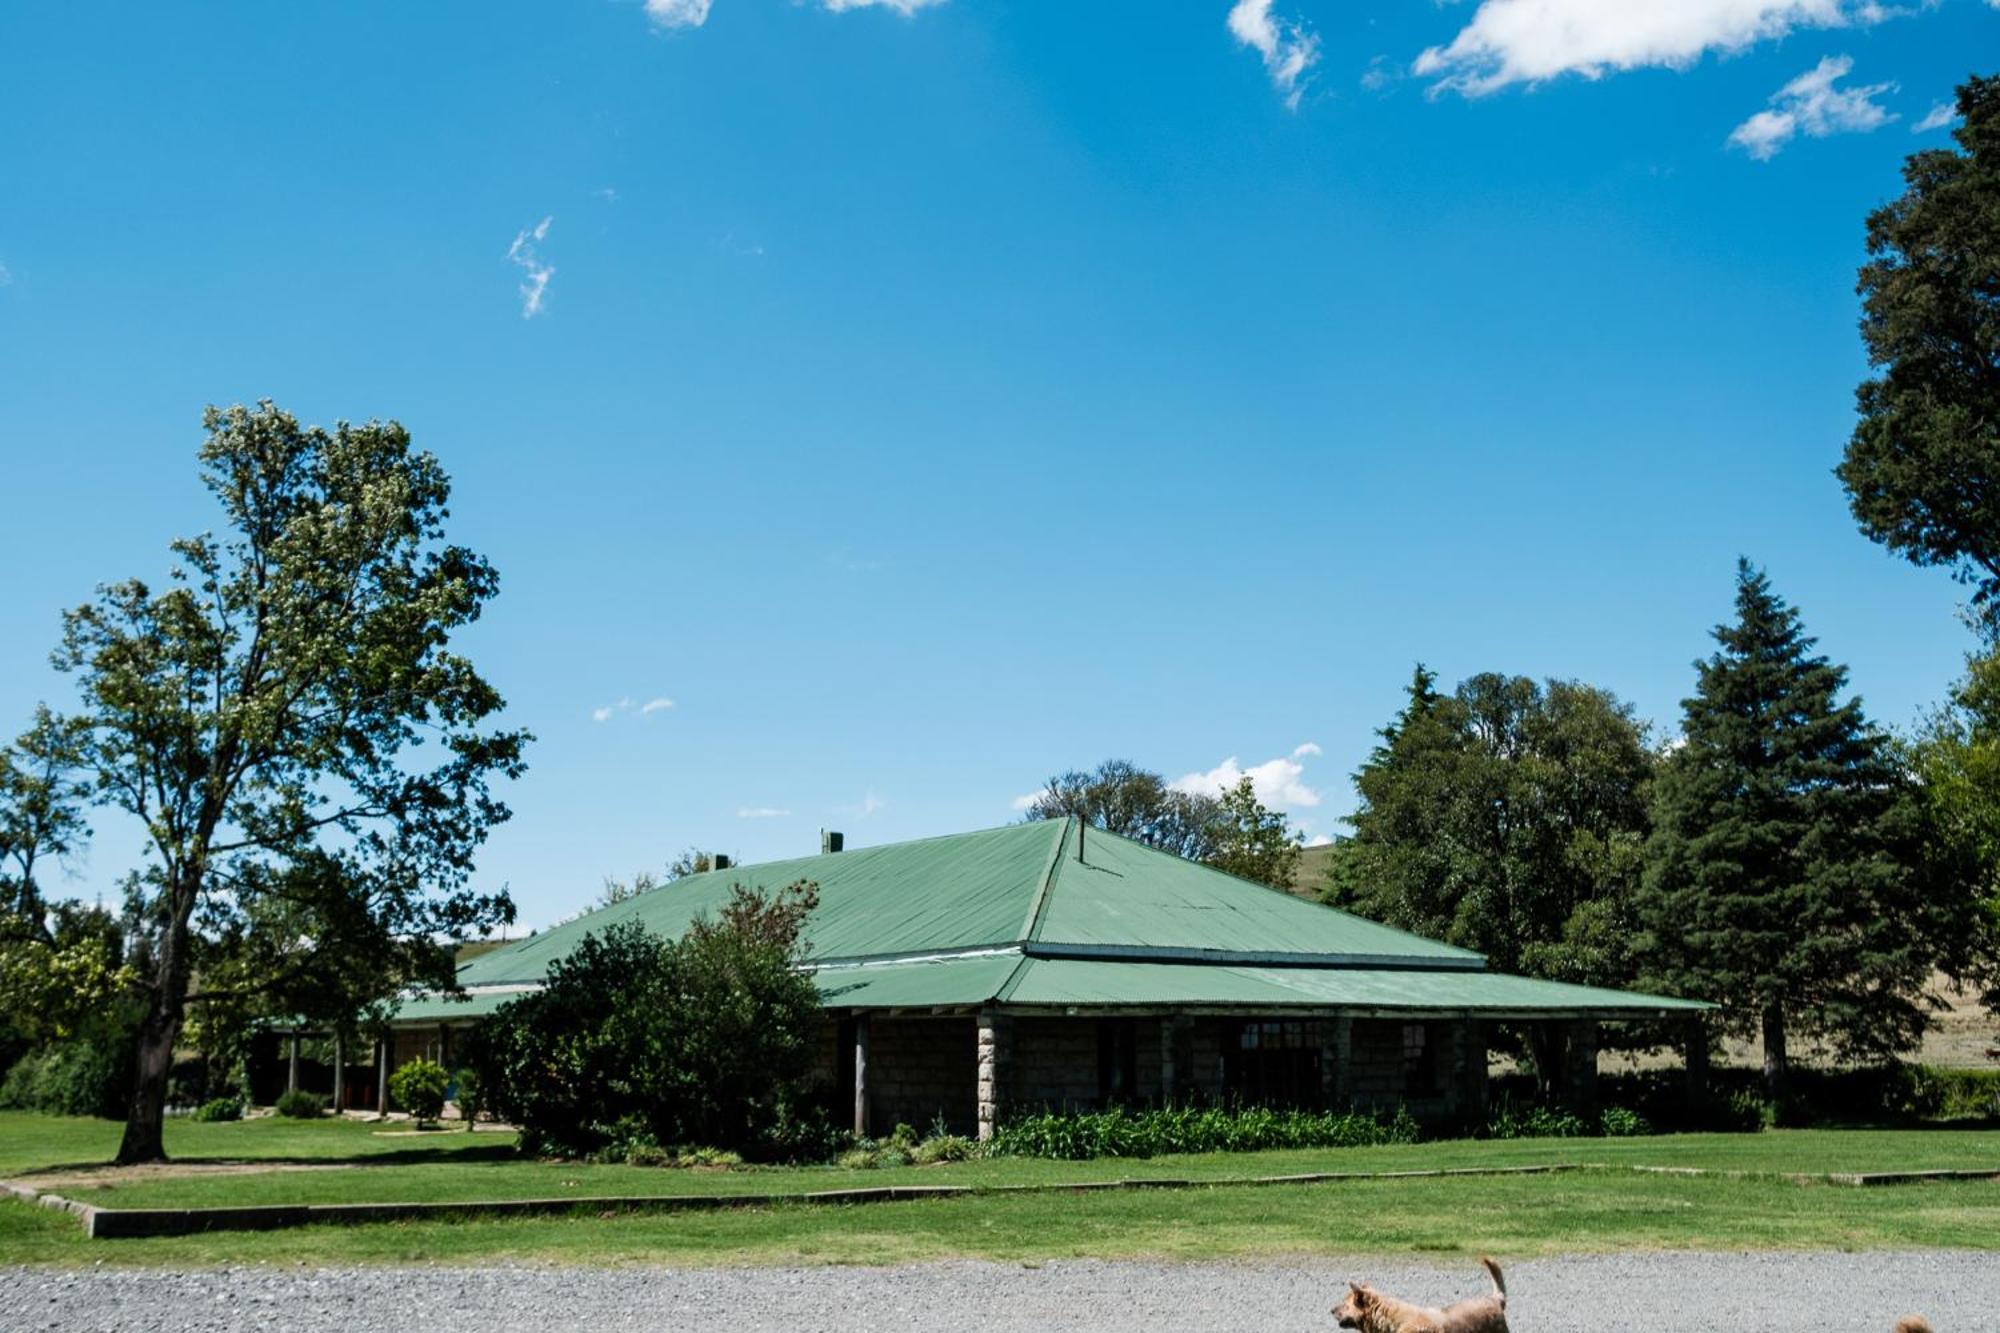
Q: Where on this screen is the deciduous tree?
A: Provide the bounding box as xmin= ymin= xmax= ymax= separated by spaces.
xmin=53 ymin=401 xmax=525 ymax=1162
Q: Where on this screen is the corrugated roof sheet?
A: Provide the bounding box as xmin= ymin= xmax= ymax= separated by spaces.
xmin=418 ymin=819 xmax=1709 ymax=1020
xmin=1000 ymin=958 xmax=1706 ymax=1013
xmin=1034 ymin=831 xmax=1478 ymax=963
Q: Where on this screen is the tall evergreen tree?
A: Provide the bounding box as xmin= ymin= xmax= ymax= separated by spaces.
xmin=1639 ymin=561 xmax=1941 ymax=1101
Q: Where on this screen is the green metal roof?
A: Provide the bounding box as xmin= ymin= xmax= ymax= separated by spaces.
xmin=411 ymin=819 xmax=1708 ymax=1022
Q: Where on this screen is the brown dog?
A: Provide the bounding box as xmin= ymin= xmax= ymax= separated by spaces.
xmin=1893 ymin=1319 xmax=1934 ymax=1333
xmin=1331 ymin=1257 xmax=1508 ymax=1333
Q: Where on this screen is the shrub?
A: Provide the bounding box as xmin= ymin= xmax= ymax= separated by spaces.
xmin=274 ymin=1089 xmax=327 ymax=1119
xmin=1483 ymin=1099 xmax=1589 ymax=1139
xmin=0 ymin=1035 xmax=132 ymax=1119
xmin=838 ymin=1141 xmax=915 ymax=1169
xmin=389 ymin=1058 xmax=448 ymax=1126
xmin=911 ymin=1134 xmax=976 ymax=1165
xmin=987 ymin=1102 xmax=1421 ymax=1161
xmin=1598 ymin=1105 xmax=1650 ymax=1137
xmin=468 ymin=880 xmax=824 ymax=1159
xmin=453 ymin=1065 xmax=483 ymax=1127
xmin=192 ymin=1097 xmax=243 ymax=1123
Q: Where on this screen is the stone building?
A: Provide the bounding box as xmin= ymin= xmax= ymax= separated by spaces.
xmin=362 ymin=818 xmax=1705 ymax=1133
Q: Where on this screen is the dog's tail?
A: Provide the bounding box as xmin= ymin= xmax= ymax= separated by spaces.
xmin=1478 ymin=1257 xmax=1505 ymax=1305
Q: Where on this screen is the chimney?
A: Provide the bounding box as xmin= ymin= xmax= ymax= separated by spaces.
xmin=712 ymin=853 xmax=732 ymax=871
xmin=821 ymin=830 xmax=845 ymax=854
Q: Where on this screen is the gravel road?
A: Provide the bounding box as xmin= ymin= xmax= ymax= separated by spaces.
xmin=4 ymin=1252 xmax=1996 ymax=1333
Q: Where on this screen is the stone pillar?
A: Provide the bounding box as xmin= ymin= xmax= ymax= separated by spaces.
xmin=332 ymin=1033 xmax=345 ymax=1113
xmin=976 ymin=1010 xmax=1010 ymax=1142
xmin=287 ymin=1033 xmax=300 ymax=1095
xmin=1563 ymin=1019 xmax=1599 ymax=1113
xmin=376 ymin=1036 xmax=390 ymax=1120
xmin=852 ymin=1015 xmax=871 ymax=1139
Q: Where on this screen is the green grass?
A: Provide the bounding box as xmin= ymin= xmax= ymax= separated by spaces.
xmin=1 ymin=1112 xmax=1996 ymax=1267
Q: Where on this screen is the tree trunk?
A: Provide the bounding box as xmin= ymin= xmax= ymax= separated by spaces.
xmin=1759 ymin=1002 xmax=1788 ymax=1106
xmin=116 ymin=878 xmax=198 ymax=1165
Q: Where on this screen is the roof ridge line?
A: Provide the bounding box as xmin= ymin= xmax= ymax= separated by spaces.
xmin=1015 ymin=815 xmax=1070 ymax=944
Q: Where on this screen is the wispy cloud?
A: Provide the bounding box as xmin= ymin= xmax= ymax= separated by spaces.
xmin=645 ymin=0 xmax=712 ymax=28
xmin=1010 ymin=789 xmax=1047 ymax=813
xmin=1171 ymin=745 xmax=1324 ymax=810
xmin=1728 ymin=55 xmax=1895 ymax=160
xmin=591 ymin=694 xmax=676 ymax=723
xmin=1416 ymin=0 xmax=1896 ymax=97
xmin=823 ymin=0 xmax=946 ymax=13
xmin=0 ymin=263 xmax=12 ymax=288
xmin=1914 ymin=100 xmax=1959 ymax=133
xmin=838 ymin=790 xmax=888 ymax=818
xmin=737 ymin=806 xmax=792 ymax=819
xmin=1228 ymin=0 xmax=1320 ymax=110
xmin=594 ymin=186 xmax=621 ymax=202
xmin=506 ymin=217 xmax=554 ymax=319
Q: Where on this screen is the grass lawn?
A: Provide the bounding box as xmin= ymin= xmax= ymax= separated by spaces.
xmin=0 ymin=1112 xmax=1995 ymax=1266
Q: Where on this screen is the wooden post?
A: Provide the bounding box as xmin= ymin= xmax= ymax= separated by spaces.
xmin=852 ymin=1014 xmax=871 ymax=1139
xmin=976 ymin=1010 xmax=1008 ymax=1142
xmin=286 ymin=1033 xmax=300 ymax=1095
xmin=332 ymin=1033 xmax=345 ymax=1113
xmin=376 ymin=1036 xmax=390 ymax=1119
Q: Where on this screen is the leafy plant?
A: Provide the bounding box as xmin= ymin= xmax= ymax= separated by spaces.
xmin=911 ymin=1134 xmax=977 ymax=1165
xmin=389 ymin=1058 xmax=448 ymax=1126
xmin=453 ymin=1065 xmax=483 ymax=1128
xmin=191 ymin=1097 xmax=243 ymax=1123
xmin=274 ymin=1089 xmax=326 ymax=1119
xmin=988 ymin=1103 xmax=1420 ymax=1161
xmin=1597 ymin=1105 xmax=1650 ymax=1137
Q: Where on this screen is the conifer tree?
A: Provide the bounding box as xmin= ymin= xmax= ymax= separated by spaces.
xmin=1639 ymin=561 xmax=1940 ymax=1101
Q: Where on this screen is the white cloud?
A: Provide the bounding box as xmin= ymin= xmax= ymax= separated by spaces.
xmin=0 ymin=263 xmax=11 ymax=287
xmin=737 ymin=806 xmax=791 ymax=819
xmin=592 ymin=694 xmax=674 ymax=723
xmin=1010 ymin=789 xmax=1047 ymax=813
xmin=1914 ymin=100 xmax=1958 ymax=133
xmin=1228 ymin=0 xmax=1321 ymax=110
xmin=823 ymin=0 xmax=945 ymax=13
xmin=1415 ymin=0 xmax=1892 ymax=97
xmin=1305 ymin=833 xmax=1334 ymax=848
xmin=1728 ymin=55 xmax=1895 ymax=160
xmin=1171 ymin=746 xmax=1324 ymax=810
xmin=1291 ymin=741 xmax=1322 ymax=758
xmin=645 ymin=0 xmax=711 ymax=27
xmin=506 ymin=216 xmax=554 ymax=319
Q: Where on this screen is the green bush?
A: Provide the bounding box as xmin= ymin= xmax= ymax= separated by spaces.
xmin=1484 ymin=1099 xmax=1590 ymax=1139
xmin=911 ymin=1133 xmax=977 ymax=1165
xmin=191 ymin=1097 xmax=242 ymax=1123
xmin=453 ymin=1065 xmax=483 ymax=1127
xmin=0 ymin=1035 xmax=132 ymax=1119
xmin=274 ymin=1089 xmax=327 ymax=1119
xmin=468 ymin=880 xmax=824 ymax=1159
xmin=987 ymin=1102 xmax=1421 ymax=1161
xmin=1598 ymin=1105 xmax=1650 ymax=1137
xmin=389 ymin=1058 xmax=448 ymax=1125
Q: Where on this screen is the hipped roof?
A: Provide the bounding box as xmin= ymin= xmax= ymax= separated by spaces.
xmin=399 ymin=818 xmax=1704 ymax=1022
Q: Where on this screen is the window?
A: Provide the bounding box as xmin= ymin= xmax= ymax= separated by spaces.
xmin=1224 ymin=1020 xmax=1324 ymax=1107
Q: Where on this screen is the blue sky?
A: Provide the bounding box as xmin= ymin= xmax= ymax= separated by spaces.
xmin=1 ymin=1 xmax=1994 ymax=930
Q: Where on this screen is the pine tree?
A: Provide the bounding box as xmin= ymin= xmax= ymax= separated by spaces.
xmin=1639 ymin=561 xmax=1936 ymax=1102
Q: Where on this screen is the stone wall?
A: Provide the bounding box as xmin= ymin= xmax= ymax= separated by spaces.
xmin=864 ymin=1016 xmax=978 ymax=1137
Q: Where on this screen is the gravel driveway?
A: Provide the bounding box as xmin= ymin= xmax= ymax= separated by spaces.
xmin=4 ymin=1252 xmax=1996 ymax=1333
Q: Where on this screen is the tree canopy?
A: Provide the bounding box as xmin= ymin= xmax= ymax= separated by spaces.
xmin=1838 ymin=75 xmax=2000 ymax=620
xmin=1021 ymin=759 xmax=1220 ymax=861
xmin=1330 ymin=666 xmax=1654 ymax=987
xmin=49 ymin=401 xmax=527 ymax=1162
xmin=1636 ymin=562 xmax=1964 ymax=1100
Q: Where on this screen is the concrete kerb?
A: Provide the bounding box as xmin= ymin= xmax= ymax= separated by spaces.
xmin=4 ymin=1161 xmax=1994 ymax=1240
